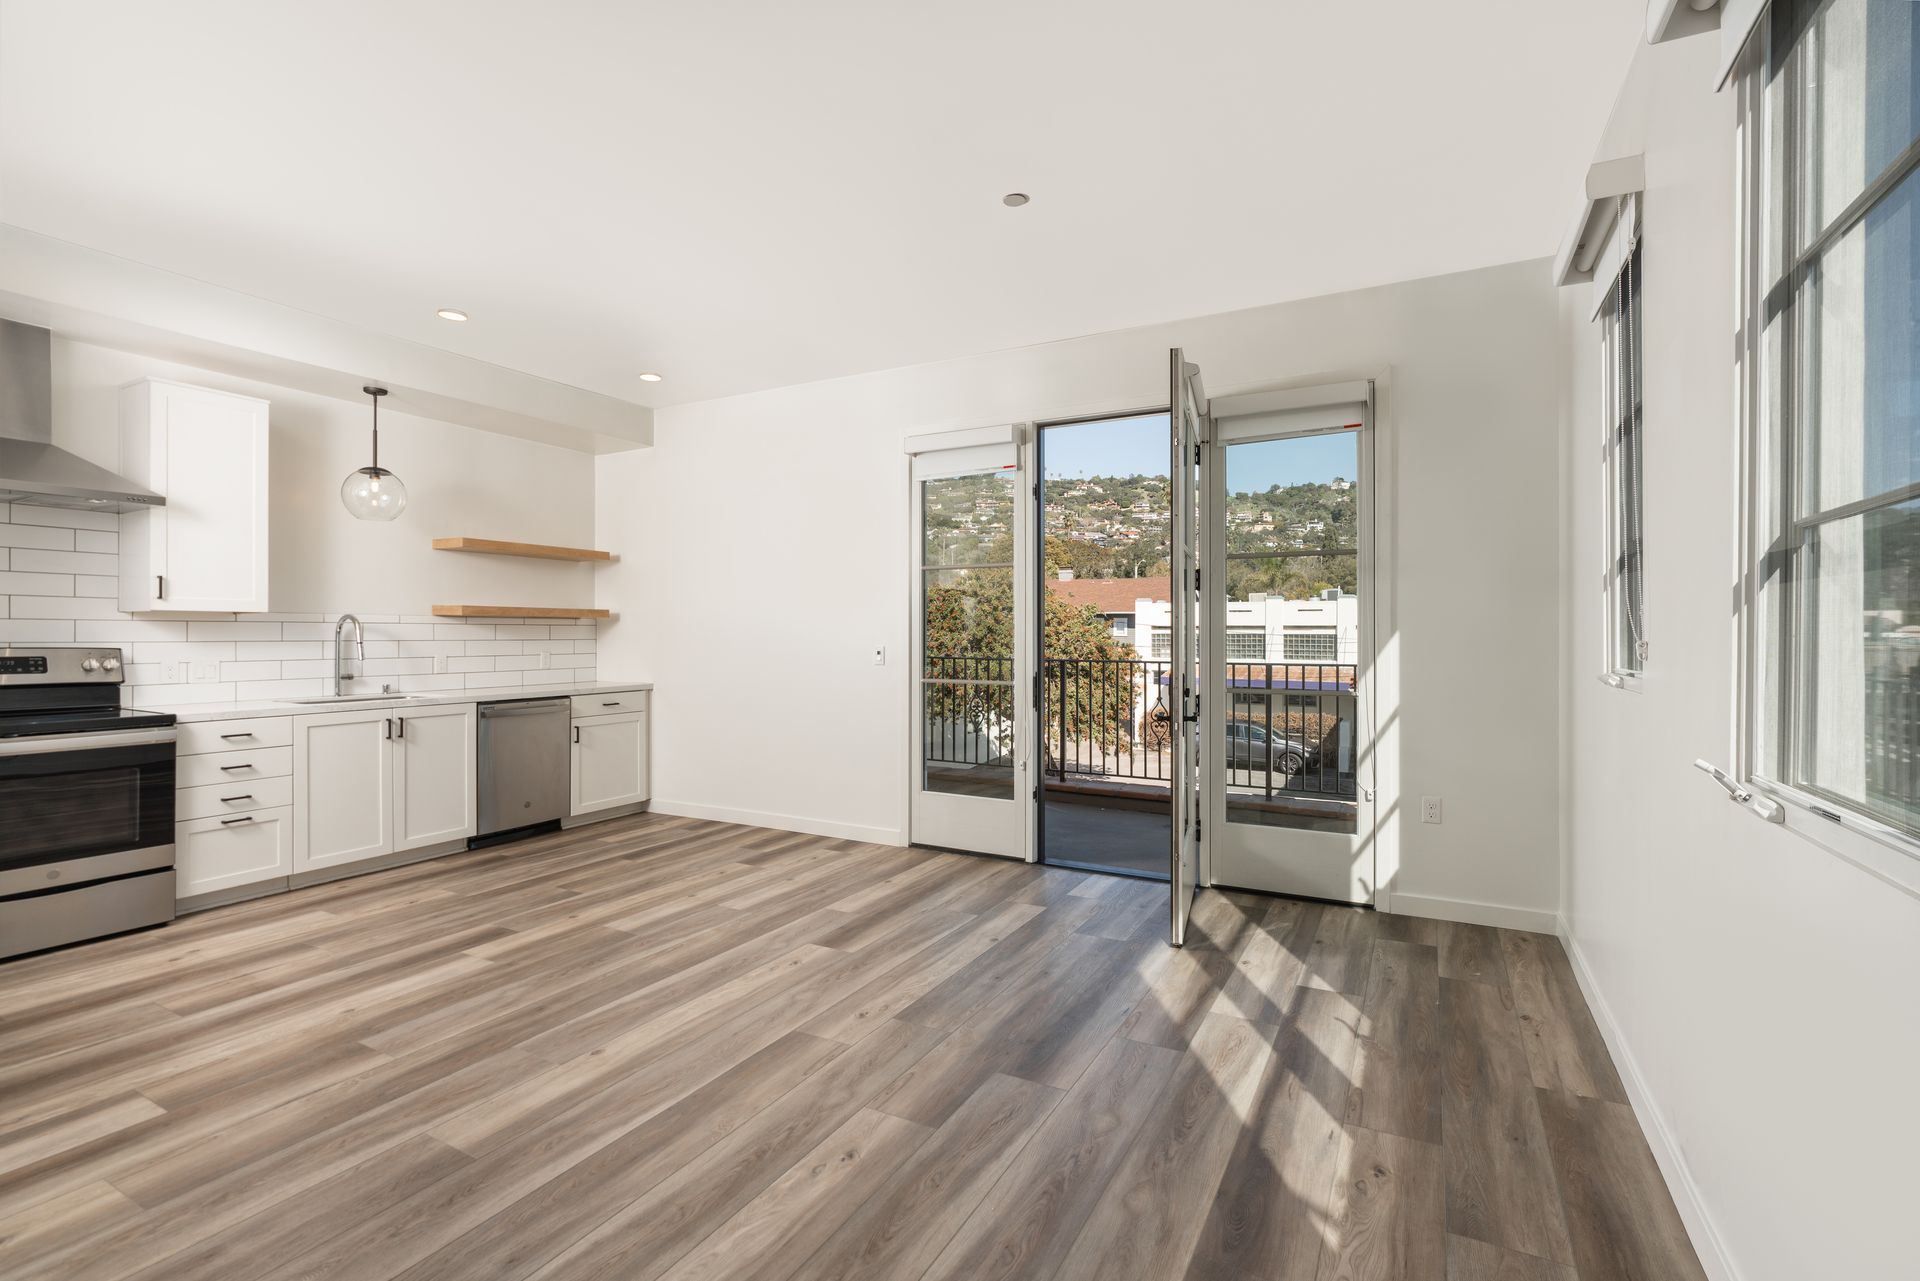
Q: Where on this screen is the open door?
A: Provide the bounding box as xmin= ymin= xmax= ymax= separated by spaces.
xmin=906 ymin=425 xmax=1033 ymax=860
xmin=1168 ymin=350 xmax=1206 ymax=944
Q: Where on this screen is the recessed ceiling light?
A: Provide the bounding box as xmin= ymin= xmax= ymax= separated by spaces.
xmin=638 ymin=372 xmax=663 ymax=383
xmin=435 ymin=308 xmax=469 ymax=322
xmin=1002 ymin=193 xmax=1030 ymax=207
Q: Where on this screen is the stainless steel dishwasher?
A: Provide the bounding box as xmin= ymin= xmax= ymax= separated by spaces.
xmin=475 ymin=697 xmax=572 ymax=841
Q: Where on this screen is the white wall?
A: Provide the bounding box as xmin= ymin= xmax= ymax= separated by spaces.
xmin=597 ymin=258 xmax=1567 ymax=921
xmin=1556 ymin=33 xmax=1920 ymax=1281
xmin=0 ymin=339 xmax=601 ymax=704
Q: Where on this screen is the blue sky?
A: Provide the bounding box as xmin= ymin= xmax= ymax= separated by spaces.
xmin=1041 ymin=413 xmax=1357 ymax=494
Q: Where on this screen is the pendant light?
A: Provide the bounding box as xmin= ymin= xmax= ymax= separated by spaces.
xmin=341 ymin=385 xmax=407 ymax=520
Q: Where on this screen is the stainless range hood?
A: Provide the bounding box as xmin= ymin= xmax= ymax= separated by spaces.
xmin=0 ymin=320 xmax=164 ymax=512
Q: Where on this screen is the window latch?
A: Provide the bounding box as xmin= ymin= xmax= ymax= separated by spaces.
xmin=1692 ymin=759 xmax=1785 ymax=823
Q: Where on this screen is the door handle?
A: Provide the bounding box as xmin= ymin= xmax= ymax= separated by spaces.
xmin=155 ymin=574 xmax=164 ymax=600
xmin=573 ymin=725 xmax=581 ymax=744
xmin=396 ymin=717 xmax=406 ymax=739
xmin=384 ymin=718 xmax=393 ymax=739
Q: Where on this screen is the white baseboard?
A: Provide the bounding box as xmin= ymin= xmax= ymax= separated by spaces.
xmin=1386 ymin=891 xmax=1559 ymax=933
xmin=1557 ymin=919 xmax=1741 ymax=1281
xmin=648 ymin=799 xmax=904 ymax=847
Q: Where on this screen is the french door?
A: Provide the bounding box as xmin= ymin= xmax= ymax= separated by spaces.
xmin=1168 ymin=351 xmax=1206 ymax=944
xmin=1203 ymin=381 xmax=1376 ymax=904
xmin=907 ymin=426 xmax=1034 ymax=859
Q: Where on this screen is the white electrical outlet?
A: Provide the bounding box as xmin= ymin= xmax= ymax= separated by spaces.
xmin=434 ymin=654 xmax=446 ymax=674
xmin=190 ymin=661 xmax=220 ymax=684
xmin=161 ymin=661 xmax=186 ymax=684
xmin=873 ymin=646 xmax=886 ymax=666
xmin=1421 ymin=795 xmax=1443 ymax=824
xmin=541 ymin=650 xmax=550 ymax=670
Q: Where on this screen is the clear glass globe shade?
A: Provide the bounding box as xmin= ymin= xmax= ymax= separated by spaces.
xmin=341 ymin=467 xmax=408 ymax=521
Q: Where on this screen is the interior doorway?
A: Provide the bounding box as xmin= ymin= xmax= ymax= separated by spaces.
xmin=1035 ymin=412 xmax=1172 ymax=880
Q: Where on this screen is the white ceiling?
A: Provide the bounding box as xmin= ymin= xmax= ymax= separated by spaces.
xmin=0 ymin=1 xmax=1643 ymax=412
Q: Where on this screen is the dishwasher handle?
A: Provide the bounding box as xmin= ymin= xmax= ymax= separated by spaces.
xmin=478 ymin=699 xmax=570 ymax=719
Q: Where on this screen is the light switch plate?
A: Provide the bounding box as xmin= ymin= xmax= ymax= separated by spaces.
xmin=873 ymin=646 xmax=886 ymax=666
xmin=190 ymin=661 xmax=220 ymax=684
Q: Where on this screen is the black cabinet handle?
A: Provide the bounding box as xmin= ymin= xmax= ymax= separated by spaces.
xmin=397 ymin=717 xmax=406 ymax=739
xmin=219 ymin=794 xmax=253 ymax=803
xmin=220 ymin=816 xmax=255 ymax=826
xmin=384 ymin=718 xmax=393 ymax=739
xmin=602 ymin=701 xmax=620 ymax=707
xmin=573 ymin=725 xmax=581 ymax=743
xmin=219 ymin=763 xmax=253 ymax=772
xmin=220 ymin=732 xmax=254 ymax=741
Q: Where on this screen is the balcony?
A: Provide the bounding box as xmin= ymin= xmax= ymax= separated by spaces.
xmin=922 ymin=655 xmax=1359 ymax=830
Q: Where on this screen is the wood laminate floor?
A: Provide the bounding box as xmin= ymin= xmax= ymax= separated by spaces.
xmin=0 ymin=814 xmax=1706 ymax=1281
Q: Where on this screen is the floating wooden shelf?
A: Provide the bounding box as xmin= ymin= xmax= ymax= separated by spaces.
xmin=432 ymin=604 xmax=612 ymax=619
xmin=433 ymin=537 xmax=612 ymax=562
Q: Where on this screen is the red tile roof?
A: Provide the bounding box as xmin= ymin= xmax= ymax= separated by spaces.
xmin=1048 ymin=577 xmax=1170 ymax=614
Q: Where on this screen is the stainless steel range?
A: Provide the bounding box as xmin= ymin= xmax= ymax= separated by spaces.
xmin=0 ymin=648 xmax=177 ymax=960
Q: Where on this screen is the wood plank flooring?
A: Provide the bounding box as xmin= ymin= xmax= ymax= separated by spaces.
xmin=0 ymin=813 xmax=1706 ymax=1281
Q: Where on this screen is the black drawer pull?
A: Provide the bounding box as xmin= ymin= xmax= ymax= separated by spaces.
xmin=220 ymin=794 xmax=253 ymax=803
xmin=220 ymin=732 xmax=254 ymax=741
xmin=602 ymin=701 xmax=620 ymax=706
xmin=220 ymin=816 xmax=255 ymax=826
xmin=219 ymin=763 xmax=254 ymax=772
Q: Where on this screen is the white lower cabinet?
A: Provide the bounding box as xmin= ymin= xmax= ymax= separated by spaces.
xmin=572 ymin=706 xmax=649 ymax=817
xmin=294 ymin=703 xmax=474 ymax=875
xmin=393 ymin=703 xmax=477 ymax=852
xmin=176 ymin=807 xmax=292 ymax=899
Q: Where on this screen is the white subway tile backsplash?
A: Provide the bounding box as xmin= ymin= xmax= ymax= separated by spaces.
xmin=185 ymin=621 xmax=283 ymax=641
xmin=236 ymin=640 xmax=324 ymax=660
xmin=9 ymin=506 xmax=118 ymax=531
xmin=11 ymin=549 xmax=117 ymax=575
xmin=0 ymin=524 xmax=76 ymax=551
xmin=0 ymin=504 xmax=603 ymax=710
xmin=0 ymin=620 xmax=75 ymax=642
xmin=0 ymin=572 xmax=74 ymax=596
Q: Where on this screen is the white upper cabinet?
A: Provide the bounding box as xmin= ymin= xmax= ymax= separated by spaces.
xmin=118 ymin=379 xmax=270 ymax=613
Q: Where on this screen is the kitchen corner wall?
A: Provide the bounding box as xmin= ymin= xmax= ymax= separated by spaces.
xmin=0 ymin=339 xmax=603 ymax=705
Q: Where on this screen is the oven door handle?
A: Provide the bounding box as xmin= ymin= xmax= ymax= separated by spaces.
xmin=0 ymin=727 xmax=177 ymax=756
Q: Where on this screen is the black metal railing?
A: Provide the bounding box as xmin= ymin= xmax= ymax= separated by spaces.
xmin=1866 ymin=671 xmax=1920 ymax=817
xmin=922 ymin=654 xmax=1358 ymax=804
xmin=1221 ymin=663 xmax=1358 ymax=802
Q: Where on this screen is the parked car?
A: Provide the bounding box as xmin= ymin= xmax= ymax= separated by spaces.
xmin=1224 ymin=719 xmax=1315 ymax=774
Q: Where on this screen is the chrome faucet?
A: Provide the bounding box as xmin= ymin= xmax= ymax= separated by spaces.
xmin=333 ymin=613 xmax=365 ymax=696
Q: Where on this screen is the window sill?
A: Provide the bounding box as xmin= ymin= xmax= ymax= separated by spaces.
xmin=1597 ymin=671 xmax=1644 ymax=693
xmin=1745 ymin=777 xmax=1920 ymax=901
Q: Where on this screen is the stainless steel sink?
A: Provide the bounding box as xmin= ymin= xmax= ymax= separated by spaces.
xmin=280 ymin=693 xmax=426 ymax=705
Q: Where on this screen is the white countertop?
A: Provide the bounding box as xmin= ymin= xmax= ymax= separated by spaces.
xmin=158 ymin=681 xmax=654 ymax=723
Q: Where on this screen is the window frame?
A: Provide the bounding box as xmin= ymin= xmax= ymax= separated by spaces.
xmin=1599 ymin=220 xmax=1648 ymax=685
xmin=1734 ymin=1 xmax=1920 ymax=876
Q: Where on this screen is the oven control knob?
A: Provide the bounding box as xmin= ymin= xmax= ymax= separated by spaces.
xmin=100 ymin=656 xmax=120 ymax=672
xmin=80 ymin=657 xmax=100 ymax=672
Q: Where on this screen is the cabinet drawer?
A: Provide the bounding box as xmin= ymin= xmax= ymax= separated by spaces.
xmin=177 ymin=746 xmax=292 ymax=788
xmin=177 ymin=717 xmax=294 ymax=756
xmin=177 ymin=806 xmax=292 ymax=899
xmin=572 ymin=691 xmax=648 ymax=719
xmin=177 ymin=776 xmax=294 ymax=822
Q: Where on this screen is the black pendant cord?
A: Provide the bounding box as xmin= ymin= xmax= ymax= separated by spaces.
xmin=371 ymin=392 xmax=379 ymax=471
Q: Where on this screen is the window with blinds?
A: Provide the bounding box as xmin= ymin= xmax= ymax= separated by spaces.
xmin=1738 ymin=0 xmax=1920 ymax=844
xmin=1602 ymin=221 xmax=1647 ymax=680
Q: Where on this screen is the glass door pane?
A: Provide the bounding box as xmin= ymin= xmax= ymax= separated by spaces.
xmin=1207 ymin=409 xmax=1375 ymax=904
xmin=911 ymin=455 xmax=1027 ymax=858
xmin=1168 ymin=350 xmax=1204 ymax=944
